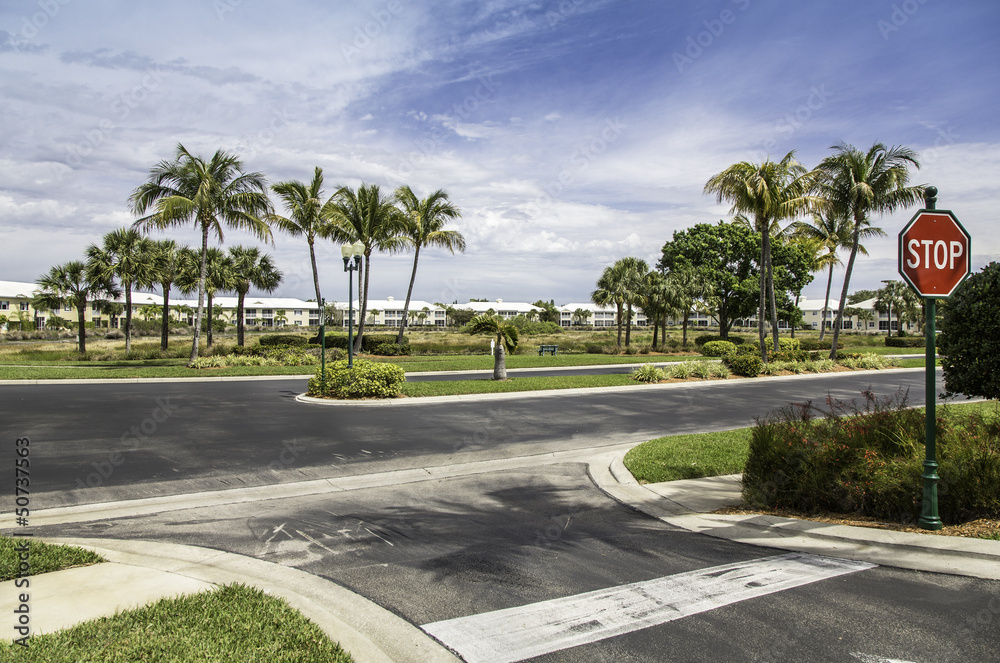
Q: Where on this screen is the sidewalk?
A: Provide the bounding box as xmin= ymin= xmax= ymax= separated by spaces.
xmin=590 ymin=453 xmax=1000 ymax=581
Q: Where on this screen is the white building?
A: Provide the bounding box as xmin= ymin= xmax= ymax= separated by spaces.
xmin=451 ymin=299 xmax=543 ymax=320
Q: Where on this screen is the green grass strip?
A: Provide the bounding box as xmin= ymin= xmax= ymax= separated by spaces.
xmin=0 ymin=583 xmax=353 ymax=662
xmin=0 ymin=537 xmax=104 ymax=581
xmin=400 ymin=373 xmax=638 ymax=396
xmin=623 ymin=429 xmax=753 ymax=484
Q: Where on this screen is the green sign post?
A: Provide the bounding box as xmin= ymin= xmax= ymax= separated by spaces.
xmin=897 ymin=186 xmax=972 ymax=530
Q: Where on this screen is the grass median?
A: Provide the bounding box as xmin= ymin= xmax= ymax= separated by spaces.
xmin=0 ymin=537 xmax=104 ymax=581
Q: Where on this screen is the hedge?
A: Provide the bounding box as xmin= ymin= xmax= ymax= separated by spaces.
xmin=307 ymin=359 xmax=405 ymax=399
xmin=259 ymin=334 xmax=309 ymax=347
xmin=885 ymin=336 xmax=925 ymax=348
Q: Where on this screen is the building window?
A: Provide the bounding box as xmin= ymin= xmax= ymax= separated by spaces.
xmin=0 ymin=301 xmax=8 ymax=310
xmin=294 ymin=309 xmax=303 ymax=316
xmin=20 ymin=302 xmax=29 ymax=311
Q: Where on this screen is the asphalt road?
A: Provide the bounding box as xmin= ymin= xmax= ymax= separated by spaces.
xmin=6 ymin=368 xmax=997 ymax=661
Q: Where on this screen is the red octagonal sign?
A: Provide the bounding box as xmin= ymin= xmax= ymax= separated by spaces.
xmin=898 ymin=210 xmax=971 ymax=297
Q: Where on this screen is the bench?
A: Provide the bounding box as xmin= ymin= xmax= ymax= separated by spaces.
xmin=538 ymin=344 xmax=558 ymax=356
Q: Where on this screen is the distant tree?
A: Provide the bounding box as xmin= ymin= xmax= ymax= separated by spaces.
xmin=129 ymin=144 xmax=273 ymax=365
xmin=275 ymin=309 xmax=288 ymax=327
xmin=86 ymin=228 xmax=155 ymax=353
xmin=227 ymin=245 xmax=282 ymax=346
xmin=572 ymin=308 xmax=592 ymax=326
xmin=532 ymin=300 xmax=560 ymax=324
xmin=662 ymin=264 xmax=708 ymax=348
xmin=468 ymin=313 xmax=519 ymax=380
xmin=150 ymin=239 xmax=185 ymax=350
xmin=592 ymin=257 xmax=648 ymax=347
xmin=447 ymin=307 xmax=476 ymax=327
xmin=393 ymin=185 xmax=464 ymax=344
xmin=848 ymin=289 xmax=879 ymax=305
xmin=34 ymin=261 xmax=118 ymax=353
xmin=817 ymin=142 xmax=924 ymax=358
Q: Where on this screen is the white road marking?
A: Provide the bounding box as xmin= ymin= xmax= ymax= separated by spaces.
xmin=422 ymin=552 xmax=875 ymax=663
xmin=294 ymin=529 xmax=338 ymax=555
xmin=851 ymin=653 xmax=919 ymax=663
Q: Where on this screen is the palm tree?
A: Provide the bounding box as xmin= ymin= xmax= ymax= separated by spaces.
xmin=177 ymin=247 xmax=233 ymax=347
xmin=275 ymin=309 xmax=288 ymax=327
xmin=663 ymin=265 xmax=707 ymax=348
xmin=226 ymin=245 xmax=282 ymax=346
xmin=639 ymin=270 xmax=675 ymax=348
xmin=393 ymin=186 xmax=464 ymax=345
xmin=270 ymin=166 xmax=330 ymax=307
xmin=704 ymin=152 xmax=819 ymax=361
xmin=468 ymin=313 xmax=519 ymax=379
xmin=572 ymin=308 xmax=592 ymax=326
xmin=129 ymin=144 xmax=272 ymax=364
xmin=592 ymin=266 xmax=628 ymax=347
xmin=150 ymin=239 xmax=185 ymax=350
xmin=34 ymin=261 xmax=119 ymax=353
xmin=86 ymin=228 xmax=156 ymax=353
xmin=324 ymin=183 xmax=407 ymax=353
xmin=817 ymin=142 xmax=924 ymax=358
xmin=790 ymin=211 xmax=886 ymax=340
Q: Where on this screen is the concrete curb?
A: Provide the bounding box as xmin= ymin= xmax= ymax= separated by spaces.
xmin=39 ymin=537 xmax=459 ymax=663
xmin=590 ymin=452 xmax=1000 ymax=581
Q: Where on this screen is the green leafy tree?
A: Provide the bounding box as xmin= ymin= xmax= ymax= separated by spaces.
xmin=939 ymin=262 xmax=1000 ymax=399
xmin=705 ymin=151 xmax=819 ymax=360
xmin=394 ymin=186 xmax=464 ymax=344
xmin=325 ymin=183 xmax=407 ymax=353
xmin=129 ymin=144 xmax=273 ymax=364
xmin=659 ymin=222 xmax=759 ymax=339
xmin=817 ymin=142 xmax=924 ymax=358
xmin=468 ymin=313 xmax=519 ymax=380
xmin=34 ymin=261 xmax=118 ymax=352
xmin=86 ymin=228 xmax=156 ymax=353
xmin=227 ymin=245 xmax=282 ymax=346
xmin=270 ymin=166 xmax=330 ymax=307
xmin=532 ymin=300 xmax=560 ymax=324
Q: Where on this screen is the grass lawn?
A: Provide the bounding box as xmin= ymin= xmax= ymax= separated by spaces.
xmin=0 ymin=537 xmax=104 ymax=581
xmin=400 ymin=373 xmax=639 ymax=396
xmin=0 ymin=583 xmax=353 ymax=662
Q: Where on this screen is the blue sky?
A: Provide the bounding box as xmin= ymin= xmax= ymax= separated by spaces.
xmin=1 ymin=0 xmax=997 ymax=305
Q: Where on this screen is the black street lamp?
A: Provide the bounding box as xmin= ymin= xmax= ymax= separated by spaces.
xmin=341 ymin=241 xmax=364 ymax=368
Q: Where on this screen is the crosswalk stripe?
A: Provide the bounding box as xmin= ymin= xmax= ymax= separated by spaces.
xmin=422 ymin=552 xmax=875 ymax=663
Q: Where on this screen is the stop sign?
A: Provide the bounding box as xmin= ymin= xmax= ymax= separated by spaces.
xmin=898 ymin=210 xmax=971 ymax=297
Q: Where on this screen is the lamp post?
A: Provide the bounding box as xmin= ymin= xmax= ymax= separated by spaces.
xmin=341 ymin=241 xmax=364 ymax=368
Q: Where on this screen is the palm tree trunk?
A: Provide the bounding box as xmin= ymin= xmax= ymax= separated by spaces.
xmin=493 ymin=342 xmax=507 ymax=380
xmin=791 ymin=293 xmax=799 ymax=339
xmin=829 ymin=227 xmax=861 ymax=360
xmin=652 ymin=315 xmax=659 ymax=347
xmin=77 ymin=300 xmax=87 ymax=354
xmin=758 ymin=236 xmax=767 ymax=362
xmin=625 ymin=303 xmax=633 ymax=347
xmin=355 ymin=251 xmax=370 ymax=354
xmin=189 ymin=225 xmax=208 ymax=365
xmin=237 ymin=291 xmax=246 ymax=347
xmin=160 ymin=286 xmax=170 ymax=351
xmin=207 ymin=292 xmax=214 ymax=347
xmin=767 ymin=236 xmax=780 ymax=354
xmin=615 ymin=303 xmax=623 ymax=347
xmin=398 ymin=245 xmax=421 ymax=345
xmin=308 ymin=238 xmax=322 ymax=307
xmin=682 ymin=312 xmax=689 ymax=348
xmin=819 ymin=262 xmax=834 ymax=341
xmin=124 ymin=286 xmax=133 ymax=354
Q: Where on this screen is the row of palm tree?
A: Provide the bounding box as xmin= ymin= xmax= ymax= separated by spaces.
xmin=34 ymin=228 xmax=282 ymax=355
xmin=705 ymin=141 xmax=924 ymax=360
xmin=128 ymin=144 xmax=465 ymax=365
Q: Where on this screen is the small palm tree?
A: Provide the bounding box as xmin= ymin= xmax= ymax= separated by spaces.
xmin=270 ymin=166 xmax=330 ymax=306
xmin=591 ymin=257 xmax=648 ymax=347
xmin=227 ymin=245 xmax=282 ymax=346
xmin=817 ymin=142 xmax=924 ymax=358
xmin=34 ymin=261 xmax=119 ymax=353
xmin=664 ymin=265 xmax=707 ymax=348
xmin=149 ymin=239 xmax=185 ymax=350
xmin=275 ymin=309 xmax=288 ymax=327
xmin=86 ymin=228 xmax=156 ymax=353
xmin=324 ymin=183 xmax=407 ymax=353
xmin=129 ymin=144 xmax=272 ymax=364
xmin=394 ymin=186 xmax=464 ymax=344
xmin=468 ymin=314 xmax=519 ymax=379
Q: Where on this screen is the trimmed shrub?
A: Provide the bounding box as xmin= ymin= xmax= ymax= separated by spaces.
xmin=725 ymin=353 xmax=763 ymax=377
xmin=701 ymin=340 xmax=737 ymax=357
xmin=308 ymin=358 xmax=405 ymax=399
xmin=371 ymin=342 xmax=410 ymax=356
xmin=694 ymin=334 xmax=745 ymax=347
xmin=778 ymin=337 xmax=800 ymax=352
xmin=885 ymin=336 xmax=924 ymax=348
xmin=260 ymin=334 xmax=308 ymax=347
xmin=308 ymin=334 xmax=350 ymax=349
xmin=631 ymin=364 xmax=665 ymax=383
xmin=798 ymin=338 xmax=831 ymax=351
